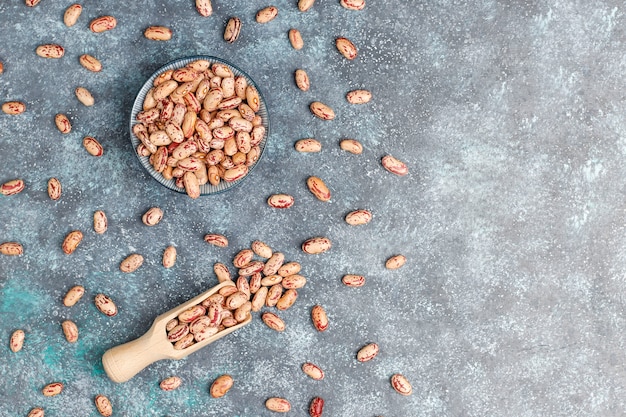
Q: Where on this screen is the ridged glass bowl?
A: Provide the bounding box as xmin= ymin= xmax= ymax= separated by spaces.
xmin=130 ymin=55 xmax=270 ymax=195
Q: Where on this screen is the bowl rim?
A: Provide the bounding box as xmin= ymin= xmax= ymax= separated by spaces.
xmin=129 ymin=55 xmax=270 ymax=196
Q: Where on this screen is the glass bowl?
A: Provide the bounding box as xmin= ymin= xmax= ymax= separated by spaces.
xmin=130 ymin=55 xmax=270 ymax=195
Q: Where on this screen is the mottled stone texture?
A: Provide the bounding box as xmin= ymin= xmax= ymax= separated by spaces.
xmin=1 ymin=0 xmax=626 ymax=416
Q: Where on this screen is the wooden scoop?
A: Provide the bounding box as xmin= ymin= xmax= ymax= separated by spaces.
xmin=102 ymin=281 xmax=251 ymax=383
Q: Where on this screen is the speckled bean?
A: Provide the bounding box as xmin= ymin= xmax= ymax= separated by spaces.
xmin=262 ymin=311 xmax=285 ymax=332
xmin=267 ymin=194 xmax=294 ymax=209
xmin=2 ymin=101 xmax=26 ymax=115
xmin=142 ymin=207 xmax=163 ymax=226
xmin=160 ymin=376 xmax=182 ymax=391
xmin=210 ymin=374 xmax=233 ymax=398
xmin=75 ymin=87 xmax=95 ymax=106
xmin=357 ymin=342 xmax=379 ymax=362
xmin=94 ymin=394 xmax=113 ymax=416
xmin=64 ymin=4 xmax=82 ymax=26
xmin=342 ymin=274 xmax=365 ymax=287
xmin=90 ymin=16 xmax=117 ymax=33
xmin=120 ymin=253 xmax=144 ymax=273
xmin=95 ymin=294 xmax=117 ymax=317
xmin=163 ymin=246 xmax=176 ymax=268
xmin=381 ymin=155 xmax=408 ymax=176
xmin=385 ymin=254 xmax=406 ymax=270
xmin=256 ymin=6 xmax=278 ymax=23
xmin=224 ymin=17 xmax=242 ymax=43
xmin=62 ymin=230 xmax=83 ymax=255
xmin=345 ymin=209 xmax=372 ymax=225
xmin=0 ymin=242 xmax=23 ymax=256
xmin=336 ymin=37 xmax=358 ymax=60
xmin=295 ymin=138 xmax=320 ymax=152
xmin=311 ymin=305 xmax=328 ymax=331
xmin=10 ymin=329 xmax=24 ymax=352
xmin=302 ymin=362 xmax=324 ymax=380
xmin=62 ymin=320 xmax=79 ymax=343
xmin=289 ymin=28 xmax=304 ymax=50
xmin=144 ymin=26 xmax=172 ymax=41
xmin=196 ymin=0 xmax=213 ymax=17
xmin=47 ymin=178 xmax=61 ymax=200
xmin=391 ymin=373 xmax=413 ymax=396
xmin=36 ymin=44 xmax=65 ymax=58
xmin=302 ymin=237 xmax=332 ymax=254
xmin=42 ymin=382 xmax=63 ymax=397
xmin=340 ymin=139 xmax=363 ymax=154
xmin=265 ymin=397 xmax=291 ymax=413
xmin=340 ymin=0 xmax=366 ymax=10
xmin=83 ymin=136 xmax=104 ymax=157
xmin=63 ymin=285 xmax=85 ymax=307
xmin=309 ymin=101 xmax=335 ymax=120
xmin=204 ymin=234 xmax=228 ymax=247
xmin=55 ymin=113 xmax=72 ymax=133
xmin=93 ymin=210 xmax=108 ymax=234
xmin=79 ymin=54 xmax=102 ymax=72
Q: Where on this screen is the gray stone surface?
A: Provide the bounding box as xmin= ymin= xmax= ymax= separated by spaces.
xmin=1 ymin=0 xmax=626 ymax=416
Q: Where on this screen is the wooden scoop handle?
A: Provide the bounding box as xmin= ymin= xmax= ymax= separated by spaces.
xmin=102 ymin=319 xmax=172 ymax=383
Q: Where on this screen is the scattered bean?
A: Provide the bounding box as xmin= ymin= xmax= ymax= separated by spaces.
xmin=309 ymin=396 xmax=325 ymax=417
xmin=262 ymin=311 xmax=285 ymax=332
xmin=163 ymin=246 xmax=177 ymax=268
xmin=265 ymin=397 xmax=291 ymax=413
xmin=204 ymin=233 xmax=228 ymax=247
xmin=36 ymin=44 xmax=65 ymax=59
xmin=120 ymin=253 xmax=144 ymax=273
xmin=196 ymin=0 xmax=213 ymax=17
xmin=160 ymin=376 xmax=182 ymax=391
xmin=309 ymin=101 xmax=335 ymax=120
xmin=311 ymin=305 xmax=329 ymax=331
xmin=335 ymin=37 xmax=357 ymax=60
xmin=55 ymin=113 xmax=72 ymax=133
xmin=94 ymin=394 xmax=113 ymax=416
xmin=390 ymin=373 xmax=412 ymax=396
xmin=294 ymin=69 xmax=310 ymax=91
xmin=295 ymin=138 xmax=320 ymax=153
xmin=346 ymin=89 xmax=372 ymax=104
xmin=302 ymin=237 xmax=332 ymax=254
xmin=144 ymin=26 xmax=172 ymax=41
xmin=63 ymin=285 xmax=85 ymax=307
xmin=62 ymin=320 xmax=79 ymax=343
xmin=381 ymin=154 xmax=408 ymax=176
xmin=93 ymin=210 xmax=108 ymax=234
xmin=345 ymin=209 xmax=372 ymax=225
xmin=83 ymin=136 xmax=104 ymax=156
xmin=385 ymin=254 xmax=406 ymax=270
xmin=75 ymin=87 xmax=95 ymax=106
xmin=306 ymin=176 xmax=331 ymax=201
xmin=302 ymin=362 xmax=324 ymax=380
xmin=342 ymin=274 xmax=365 ymax=287
xmin=79 ymin=54 xmax=102 ymax=72
xmin=2 ymin=101 xmax=26 ymax=115
xmin=340 ymin=0 xmax=366 ymax=10
xmin=94 ymin=294 xmax=117 ymax=317
xmin=62 ymin=230 xmax=83 ymax=255
xmin=27 ymin=408 xmax=44 ymax=417
xmin=0 ymin=242 xmax=23 ymax=256
xmin=64 ymin=4 xmax=82 ymax=26
xmin=210 ymin=374 xmax=234 ymax=398
xmin=256 ymin=6 xmax=278 ymax=23
xmin=90 ymin=16 xmax=117 ymax=33
xmin=10 ymin=329 xmax=25 ymax=352
xmin=289 ymin=29 xmax=304 ymax=50
xmin=267 ymin=194 xmax=294 ymax=208
xmin=44 ymin=177 xmax=61 ymax=200
xmin=224 ymin=17 xmax=242 ymax=43
xmin=339 ymin=139 xmax=363 ymax=154
xmin=357 ymin=342 xmax=379 ymax=362
xmin=142 ymin=207 xmax=163 ymax=226
xmin=42 ymin=382 xmax=63 ymax=397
